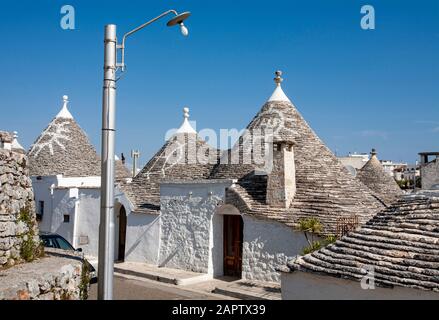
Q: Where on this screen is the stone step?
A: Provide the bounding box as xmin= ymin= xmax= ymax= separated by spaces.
xmin=114 ymin=262 xmax=212 ymax=286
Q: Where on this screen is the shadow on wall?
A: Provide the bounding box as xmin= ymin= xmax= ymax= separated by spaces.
xmin=158 ymin=249 xmax=178 ymax=267
xmin=124 ymin=215 xmax=160 ymax=259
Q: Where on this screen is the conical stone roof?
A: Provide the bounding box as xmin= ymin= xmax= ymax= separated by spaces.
xmin=212 ymin=71 xmax=384 ymax=235
xmin=28 ymin=96 xmax=130 ymax=180
xmin=288 ymin=192 xmax=439 ymax=292
xmin=28 ymin=96 xmax=101 ymax=177
xmin=356 ymin=149 xmax=403 ymax=206
xmin=124 ymin=108 xmax=219 ymax=214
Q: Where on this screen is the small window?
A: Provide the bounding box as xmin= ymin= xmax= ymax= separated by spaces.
xmin=63 ymin=215 xmax=70 ymax=223
xmin=36 ymin=201 xmax=44 ymax=221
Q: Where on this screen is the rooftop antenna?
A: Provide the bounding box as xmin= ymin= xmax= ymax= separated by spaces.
xmin=131 ymin=149 xmax=140 ymax=178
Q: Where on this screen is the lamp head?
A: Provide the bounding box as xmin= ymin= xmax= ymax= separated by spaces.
xmin=179 ymin=23 xmax=189 ymax=36
xmin=167 ymin=11 xmax=190 ymax=36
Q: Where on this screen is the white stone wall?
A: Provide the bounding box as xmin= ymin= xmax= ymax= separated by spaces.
xmin=281 ymin=271 xmax=439 ymax=300
xmin=159 ymin=180 xmax=311 ymax=282
xmin=242 ymin=215 xmax=309 ymax=283
xmin=75 ymin=188 xmax=100 ymax=256
xmin=32 ymin=176 xmax=57 ymax=232
xmin=49 ymin=189 xmax=76 ymax=244
xmin=159 ymin=181 xmax=229 ymax=275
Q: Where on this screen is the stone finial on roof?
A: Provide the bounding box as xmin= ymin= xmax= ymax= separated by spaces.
xmin=268 ymin=70 xmax=291 ymax=103
xmin=11 ymin=131 xmax=25 ymax=151
xmin=370 ymin=148 xmax=377 ymax=157
xmin=55 ymin=95 xmax=74 ymax=119
xmin=274 ymin=70 xmax=283 ymax=85
xmin=176 ymin=107 xmax=196 ymax=134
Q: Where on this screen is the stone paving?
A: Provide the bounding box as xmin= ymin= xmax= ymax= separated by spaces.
xmin=112 ymin=261 xmax=281 ymax=300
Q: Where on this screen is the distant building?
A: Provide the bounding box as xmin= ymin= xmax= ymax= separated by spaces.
xmin=401 ymin=163 xmax=420 ymax=181
xmin=379 ymin=160 xmax=407 ymax=178
xmin=419 ymin=152 xmax=439 ymax=190
xmin=338 ymin=152 xmax=369 ymax=175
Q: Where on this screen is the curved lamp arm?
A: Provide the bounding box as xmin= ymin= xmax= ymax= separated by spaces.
xmin=118 ymin=10 xmax=179 ymax=71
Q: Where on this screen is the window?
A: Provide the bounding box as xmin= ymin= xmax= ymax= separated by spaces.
xmin=41 ymin=237 xmax=57 ymax=248
xmin=63 ymin=214 xmax=70 ymax=223
xmin=336 ymin=215 xmax=359 ymax=238
xmin=36 ymin=201 xmax=44 ymax=221
xmin=55 ymin=237 xmax=74 ymax=251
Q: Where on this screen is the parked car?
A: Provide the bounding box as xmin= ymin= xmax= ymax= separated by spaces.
xmin=39 ymin=232 xmax=97 ymax=283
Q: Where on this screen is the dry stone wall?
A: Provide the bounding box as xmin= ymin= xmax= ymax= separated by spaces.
xmin=0 ymin=248 xmax=89 ymax=300
xmin=0 ymin=148 xmax=40 ymax=266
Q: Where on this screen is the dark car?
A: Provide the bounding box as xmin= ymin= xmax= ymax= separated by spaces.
xmin=39 ymin=232 xmax=97 ymax=283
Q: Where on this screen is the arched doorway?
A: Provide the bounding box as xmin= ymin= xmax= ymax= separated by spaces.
xmin=117 ymin=205 xmax=127 ymax=262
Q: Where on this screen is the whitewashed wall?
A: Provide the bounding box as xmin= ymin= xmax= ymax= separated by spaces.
xmin=124 ymin=213 xmax=161 ymax=263
xmin=281 ymin=271 xmax=439 ymax=300
xmin=48 ymin=188 xmax=76 ymax=244
xmin=32 ymin=176 xmax=56 ymax=232
xmin=242 ymin=216 xmax=309 ymax=283
xmin=75 ymin=188 xmax=100 ymax=255
xmin=159 ymin=181 xmax=231 ymax=275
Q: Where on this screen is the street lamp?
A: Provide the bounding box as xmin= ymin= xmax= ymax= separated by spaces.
xmin=98 ymin=9 xmax=191 ymax=300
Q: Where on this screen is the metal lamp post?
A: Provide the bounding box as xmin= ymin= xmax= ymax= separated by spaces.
xmin=98 ymin=10 xmax=191 ymax=300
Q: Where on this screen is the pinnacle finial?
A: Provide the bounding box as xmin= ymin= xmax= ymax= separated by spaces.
xmin=371 ymin=148 xmax=377 ymax=156
xmin=176 ymin=106 xmax=196 ymax=134
xmin=11 ymin=130 xmax=24 ymax=151
xmin=183 ymin=107 xmax=190 ymax=119
xmin=274 ymin=70 xmax=283 ymax=86
xmin=55 ymin=94 xmax=73 ymax=119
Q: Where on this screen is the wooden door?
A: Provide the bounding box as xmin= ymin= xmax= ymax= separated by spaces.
xmin=223 ymin=215 xmax=243 ymax=277
xmin=118 ymin=206 xmax=127 ymax=262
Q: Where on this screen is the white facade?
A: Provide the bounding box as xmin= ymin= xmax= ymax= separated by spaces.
xmin=242 ymin=216 xmax=309 ymax=282
xmin=158 ymin=180 xmax=308 ymax=283
xmin=33 ymin=174 xmax=138 ymax=259
xmin=158 ymin=180 xmax=231 ymax=277
xmin=33 ymin=175 xmax=100 ymax=252
xmin=380 ymin=160 xmax=407 ymax=178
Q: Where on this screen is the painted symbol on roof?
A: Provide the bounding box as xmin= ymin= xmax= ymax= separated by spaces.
xmin=29 ymin=119 xmax=72 ymax=157
xmin=251 ymin=104 xmax=295 ymax=138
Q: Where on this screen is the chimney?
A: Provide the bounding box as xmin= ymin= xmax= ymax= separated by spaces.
xmin=266 ymin=140 xmax=296 ymax=208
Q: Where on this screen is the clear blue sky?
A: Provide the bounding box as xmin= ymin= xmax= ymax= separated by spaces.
xmin=0 ymin=0 xmax=438 ymax=166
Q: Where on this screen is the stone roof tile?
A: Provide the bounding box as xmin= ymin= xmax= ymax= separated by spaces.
xmin=288 ymin=192 xmax=439 ymax=292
